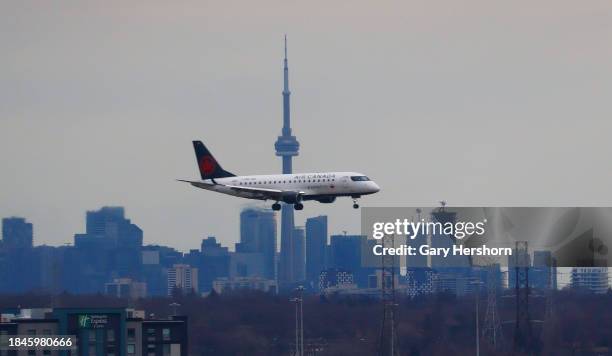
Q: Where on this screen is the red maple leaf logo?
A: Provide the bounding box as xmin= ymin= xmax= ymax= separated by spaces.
xmin=200 ymin=156 xmax=216 ymax=175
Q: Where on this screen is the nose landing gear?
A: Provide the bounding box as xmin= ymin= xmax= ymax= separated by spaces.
xmin=352 ymin=198 xmax=359 ymax=209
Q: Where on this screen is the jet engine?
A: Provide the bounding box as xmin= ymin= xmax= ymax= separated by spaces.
xmin=281 ymin=192 xmax=303 ymax=204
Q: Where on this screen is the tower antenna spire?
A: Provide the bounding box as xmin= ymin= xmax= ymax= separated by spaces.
xmin=275 ymin=35 xmax=300 ymax=290
xmin=283 ymin=35 xmax=290 ymax=95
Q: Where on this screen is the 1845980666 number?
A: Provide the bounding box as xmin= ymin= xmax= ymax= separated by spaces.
xmin=1 ymin=336 xmax=77 ymax=350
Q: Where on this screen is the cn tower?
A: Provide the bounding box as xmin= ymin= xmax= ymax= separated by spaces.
xmin=275 ymin=36 xmax=300 ymax=286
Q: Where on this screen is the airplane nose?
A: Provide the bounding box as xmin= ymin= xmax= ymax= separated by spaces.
xmin=371 ymin=182 xmax=380 ymax=193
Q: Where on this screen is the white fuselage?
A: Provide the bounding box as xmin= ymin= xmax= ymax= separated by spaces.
xmin=195 ymin=171 xmax=379 ymax=201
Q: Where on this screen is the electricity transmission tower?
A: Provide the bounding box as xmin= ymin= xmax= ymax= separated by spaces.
xmin=513 ymin=241 xmax=535 ymax=354
xmin=378 ymin=235 xmax=399 ymax=356
xmin=290 ymin=286 xmax=305 ymax=356
xmin=482 ymin=264 xmax=504 ymax=349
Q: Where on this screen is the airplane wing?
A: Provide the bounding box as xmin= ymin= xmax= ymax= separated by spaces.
xmin=177 ymin=179 xmax=298 ymax=201
xmin=224 ymin=184 xmax=286 ymax=200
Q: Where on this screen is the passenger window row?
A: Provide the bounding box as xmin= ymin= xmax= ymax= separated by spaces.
xmin=239 ymin=178 xmax=335 ymax=186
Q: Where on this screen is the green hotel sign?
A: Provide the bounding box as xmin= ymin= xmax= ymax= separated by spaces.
xmin=78 ymin=314 xmax=109 ymax=329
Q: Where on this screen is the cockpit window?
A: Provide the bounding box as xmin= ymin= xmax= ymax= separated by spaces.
xmin=350 ymin=176 xmax=370 ymax=181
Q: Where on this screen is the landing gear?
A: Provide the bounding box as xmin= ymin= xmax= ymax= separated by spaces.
xmin=272 ymin=202 xmax=281 ymax=211
xmin=294 ymin=203 xmax=304 ymax=210
xmin=352 ymin=198 xmax=359 ymax=209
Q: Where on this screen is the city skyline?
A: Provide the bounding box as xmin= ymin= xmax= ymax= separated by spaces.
xmin=3 ymin=209 xmax=607 ymax=290
xmin=3 ymin=1 xmax=612 ymax=251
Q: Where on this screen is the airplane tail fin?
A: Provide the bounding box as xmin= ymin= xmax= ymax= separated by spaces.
xmin=192 ymin=141 xmax=236 ymax=180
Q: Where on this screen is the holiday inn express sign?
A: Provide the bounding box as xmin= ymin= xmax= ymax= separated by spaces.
xmin=78 ymin=314 xmax=109 ymax=329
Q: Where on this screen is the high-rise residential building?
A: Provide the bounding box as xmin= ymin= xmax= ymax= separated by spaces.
xmin=330 ymin=234 xmax=369 ymax=287
xmin=293 ymin=227 xmax=306 ymax=282
xmin=83 ymin=206 xmax=143 ymax=247
xmin=201 ymin=236 xmax=229 ymax=256
xmin=199 ymin=236 xmax=230 ymax=292
xmin=73 ymin=207 xmax=144 ymax=293
xmin=167 ymin=264 xmax=199 ymax=296
xmin=275 ymin=37 xmax=300 ymax=288
xmin=571 ymin=267 xmax=609 ymax=294
xmin=86 ymin=206 xmax=124 ymax=233
xmin=330 ymin=234 xmax=362 ymax=270
xmin=531 ymin=250 xmax=557 ymax=290
xmin=238 ymin=208 xmax=277 ymax=279
xmin=305 ymin=216 xmax=328 ymax=289
xmin=2 ymin=217 xmax=33 ymax=249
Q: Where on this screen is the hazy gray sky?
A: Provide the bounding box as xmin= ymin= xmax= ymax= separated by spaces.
xmin=2 ymin=1 xmax=612 ymax=251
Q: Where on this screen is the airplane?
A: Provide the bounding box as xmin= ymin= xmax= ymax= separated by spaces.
xmin=178 ymin=141 xmax=380 ymax=211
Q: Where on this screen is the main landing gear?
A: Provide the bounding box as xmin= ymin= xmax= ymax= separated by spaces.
xmin=272 ymin=200 xmax=303 ymax=211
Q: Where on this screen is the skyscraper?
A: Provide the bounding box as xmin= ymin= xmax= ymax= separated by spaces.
xmin=82 ymin=206 xmax=143 ymax=247
xmin=86 ymin=206 xmax=124 ymax=235
xmin=305 ymin=216 xmax=328 ymax=289
xmin=198 ymin=236 xmax=230 ymax=292
xmin=330 ymin=234 xmax=370 ymax=287
xmin=275 ymin=36 xmax=300 ymax=287
xmin=531 ymin=250 xmax=557 ymax=290
xmin=73 ymin=207 xmax=143 ymax=293
xmin=238 ymin=208 xmax=277 ymax=279
xmin=2 ymin=217 xmax=33 ymax=249
xmin=293 ymin=227 xmax=306 ymax=282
